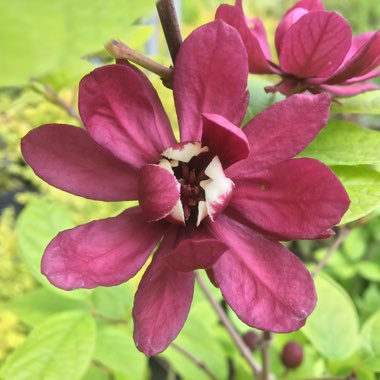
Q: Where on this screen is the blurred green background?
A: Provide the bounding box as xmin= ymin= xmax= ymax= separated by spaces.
xmin=1 ymin=1 xmax=380 ymax=379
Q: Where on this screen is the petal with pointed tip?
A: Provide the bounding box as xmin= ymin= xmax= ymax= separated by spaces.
xmin=216 ymin=4 xmax=273 ymax=74
xmin=174 ymin=20 xmax=248 ymax=142
xmin=228 ymin=94 xmax=330 ymax=174
xmin=41 ymin=207 xmax=165 ymax=290
xmin=202 ymin=113 xmax=250 ymax=169
xmin=230 ymin=158 xmax=350 ymax=240
xmin=208 ymin=215 xmax=317 ymax=332
xmin=133 ymin=227 xmax=194 ymax=356
xmin=280 ymin=11 xmax=352 ymax=78
xmin=79 ymin=64 xmax=175 ymax=168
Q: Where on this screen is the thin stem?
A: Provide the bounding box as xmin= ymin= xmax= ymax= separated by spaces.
xmin=312 ymin=227 xmax=350 ymax=277
xmin=195 ymin=272 xmax=261 ymax=378
xmin=156 ymin=0 xmax=183 ymax=63
xmin=261 ymin=331 xmax=271 ymax=380
xmin=171 ymin=342 xmax=218 ymax=380
xmin=91 ymin=310 xmax=127 ymax=324
xmin=105 ymin=40 xmax=173 ymax=85
xmin=30 ymin=81 xmax=81 ymax=122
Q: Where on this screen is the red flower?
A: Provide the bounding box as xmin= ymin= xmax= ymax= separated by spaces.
xmin=21 ymin=20 xmax=349 ymax=355
xmin=216 ymin=0 xmax=380 ymax=96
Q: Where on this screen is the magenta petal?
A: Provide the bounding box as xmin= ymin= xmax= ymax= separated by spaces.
xmin=79 ymin=64 xmax=175 ymax=168
xmin=280 ymin=11 xmax=352 ymax=78
xmin=138 ymin=164 xmax=180 ymax=222
xmin=163 ymin=228 xmax=227 ymax=272
xmin=230 ymin=94 xmax=330 ymax=173
xmin=286 ymin=0 xmax=325 ymax=13
xmin=320 ymin=83 xmax=378 ymax=97
xmin=133 ymin=228 xmax=194 ymax=356
xmin=230 ymin=158 xmax=350 ymax=240
xmin=174 ymin=20 xmax=248 ymax=141
xmin=21 ymin=124 xmax=138 ymax=201
xmin=41 ymin=207 xmax=165 ymax=290
xmin=208 ymin=215 xmax=317 ymax=332
xmin=275 ymin=8 xmax=308 ymax=54
xmin=327 ymin=30 xmax=380 ymax=84
xmin=215 ymin=4 xmax=273 ymax=75
xmin=202 ymin=113 xmax=250 ymax=169
xmin=345 ymin=70 xmax=380 ymax=84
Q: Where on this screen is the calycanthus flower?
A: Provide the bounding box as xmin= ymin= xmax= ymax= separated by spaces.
xmin=21 ymin=20 xmax=349 ymax=356
xmin=216 ymin=0 xmax=380 ymax=97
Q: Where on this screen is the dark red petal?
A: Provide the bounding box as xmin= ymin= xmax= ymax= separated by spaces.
xmin=208 ymin=215 xmax=317 ymax=332
xmin=79 ymin=64 xmax=175 ymax=168
xmin=41 ymin=207 xmax=165 ymax=290
xmin=320 ymin=83 xmax=378 ymax=97
xmin=327 ymin=30 xmax=380 ymax=84
xmin=280 ymin=12 xmax=352 ymax=78
xmin=138 ymin=164 xmax=180 ymax=222
xmin=230 ymin=158 xmax=350 ymax=240
xmin=174 ymin=20 xmax=248 ymax=141
xmin=21 ymin=124 xmax=138 ymax=201
xmin=202 ymin=113 xmax=250 ymax=169
xmin=215 ymin=4 xmax=274 ymax=74
xmin=163 ymin=227 xmax=227 ymax=272
xmin=133 ymin=227 xmax=194 ymax=356
xmin=228 ymin=93 xmax=330 ymax=174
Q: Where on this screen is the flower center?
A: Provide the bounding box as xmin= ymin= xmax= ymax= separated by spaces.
xmin=160 ymin=142 xmax=235 ymax=227
xmin=177 ymin=163 xmax=207 ymax=220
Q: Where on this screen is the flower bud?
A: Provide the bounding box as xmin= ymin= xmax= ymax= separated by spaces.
xmin=242 ymin=331 xmax=259 ymax=351
xmin=281 ymin=341 xmax=304 ymax=369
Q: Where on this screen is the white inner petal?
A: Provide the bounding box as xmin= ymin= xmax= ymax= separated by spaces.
xmin=169 ymin=200 xmax=185 ymax=225
xmin=162 ymin=142 xmax=209 ymax=163
xmin=199 ymin=156 xmax=234 ymax=222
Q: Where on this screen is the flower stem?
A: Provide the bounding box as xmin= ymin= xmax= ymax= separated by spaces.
xmin=171 ymin=342 xmax=219 ymax=380
xmin=312 ymin=227 xmax=350 ymax=277
xmin=105 ymin=40 xmax=173 ymax=85
xmin=260 ymin=331 xmax=272 ymax=380
xmin=156 ymin=0 xmax=182 ymax=63
xmin=195 ymin=272 xmax=262 ymax=378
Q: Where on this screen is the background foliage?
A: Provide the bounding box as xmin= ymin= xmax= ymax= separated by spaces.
xmin=1 ymin=0 xmax=380 ymax=379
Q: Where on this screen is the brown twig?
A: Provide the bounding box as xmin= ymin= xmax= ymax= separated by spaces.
xmin=195 ymin=273 xmax=262 ymax=378
xmin=312 ymin=227 xmax=350 ymax=277
xmin=156 ymin=0 xmax=183 ymax=63
xmin=105 ymin=40 xmax=173 ymax=86
xmin=171 ymin=342 xmax=218 ymax=380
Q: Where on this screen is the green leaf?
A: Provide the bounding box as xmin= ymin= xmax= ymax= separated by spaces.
xmin=93 ymin=327 xmax=148 ymax=379
xmin=342 ymin=227 xmax=367 ymax=261
xmin=299 ymin=120 xmax=380 ymax=166
xmin=332 ymin=166 xmax=380 ymax=224
xmin=243 ymin=76 xmax=285 ymax=124
xmin=302 ymin=274 xmax=359 ymax=360
xmin=16 ymin=197 xmax=90 ymax=300
xmin=357 ymin=262 xmax=380 ymax=282
xmin=360 ymin=355 xmax=380 ymax=372
xmin=362 ymin=310 xmax=380 ymax=355
xmin=91 ymin=283 xmax=135 ymax=319
xmin=0 ymin=311 xmax=96 ymax=380
xmin=9 ymin=288 xmax=88 ymax=327
xmin=0 ymin=0 xmax=154 ymax=87
xmin=331 ymin=91 xmax=380 ymax=114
